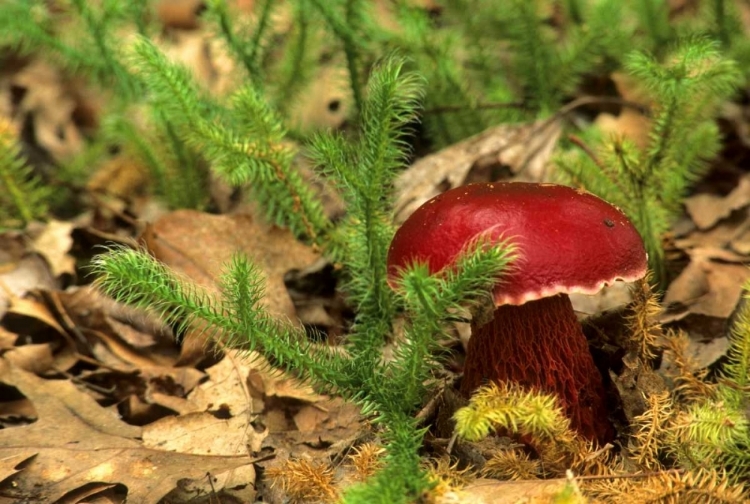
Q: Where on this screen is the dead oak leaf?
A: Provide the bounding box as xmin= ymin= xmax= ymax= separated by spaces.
xmin=393 ymin=119 xmax=561 ymax=224
xmin=188 ymin=350 xmax=254 ymax=416
xmin=52 ymin=285 xmax=181 ymax=370
xmin=2 ymin=343 xmax=54 ymax=375
xmin=594 ymin=72 xmax=652 ymax=150
xmin=143 ymin=411 xmax=266 ymax=456
xmin=0 ymin=360 xmax=255 ymax=503
xmin=142 ymin=210 xmax=320 ymax=321
xmin=437 ymin=477 xmax=571 ymax=504
xmin=0 ymin=451 xmax=35 ymax=484
xmin=684 ymin=175 xmax=750 ymax=231
xmin=0 ymin=254 xmax=58 ymax=319
xmin=189 ymin=350 xmax=362 ymax=451
xmin=9 ymin=61 xmax=85 ymax=161
xmin=664 ymin=253 xmax=750 ymax=320
xmin=29 ymin=220 xmax=76 ymax=278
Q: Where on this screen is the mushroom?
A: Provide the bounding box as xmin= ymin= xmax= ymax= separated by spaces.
xmin=387 ymin=182 xmax=647 ymax=443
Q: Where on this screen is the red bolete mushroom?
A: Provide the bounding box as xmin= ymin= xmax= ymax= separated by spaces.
xmin=387 ymin=182 xmax=647 ymax=444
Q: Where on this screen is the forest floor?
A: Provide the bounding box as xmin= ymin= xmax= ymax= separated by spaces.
xmin=1 ymin=2 xmax=750 ymax=503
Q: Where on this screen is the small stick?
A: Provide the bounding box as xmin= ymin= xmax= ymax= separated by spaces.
xmin=574 ymin=468 xmax=684 ymax=481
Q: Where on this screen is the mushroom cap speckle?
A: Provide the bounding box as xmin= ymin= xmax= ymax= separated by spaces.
xmin=387 ymin=182 xmax=648 ymax=306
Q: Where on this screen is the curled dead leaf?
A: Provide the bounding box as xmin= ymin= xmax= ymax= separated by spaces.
xmin=393 ymin=119 xmax=561 ymax=224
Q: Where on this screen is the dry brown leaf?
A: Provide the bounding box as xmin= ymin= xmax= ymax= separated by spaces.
xmin=664 ymin=254 xmax=750 ymax=320
xmin=0 ymin=359 xmax=256 ymax=503
xmin=267 ymin=395 xmax=362 ymax=455
xmin=0 ymin=451 xmax=35 ymax=483
xmin=10 ymin=61 xmax=84 ymax=161
xmin=3 ymin=343 xmax=54 ymax=375
xmin=163 ymin=462 xmax=258 ymax=503
xmin=59 ymin=285 xmax=175 ymax=348
xmin=0 ymin=231 xmax=28 ymax=265
xmin=288 ymin=65 xmax=351 ymax=132
xmin=594 ymin=110 xmax=650 ymax=150
xmin=666 ymin=174 xmax=750 ymax=353
xmin=86 ymin=154 xmax=150 ymax=200
xmin=142 ymin=411 xmax=266 ymax=456
xmin=197 ymin=353 xmax=365 ymax=457
xmin=162 ymin=30 xmax=241 ymax=96
xmin=156 ymin=0 xmax=205 ymax=30
xmin=393 ymin=119 xmax=561 ymax=224
xmin=437 ymin=477 xmax=572 ymax=504
xmin=661 ymin=250 xmax=749 ymax=367
xmin=684 ymin=175 xmax=750 ymax=230
xmin=56 ymin=483 xmax=120 ymax=504
xmin=247 ymin=360 xmax=319 ymax=404
xmin=29 ymin=220 xmax=76 ymax=278
xmin=283 ymin=258 xmax=346 ymax=337
xmin=0 ymin=254 xmax=58 ymax=319
xmin=0 ymin=327 xmax=17 ymax=349
xmin=7 ymin=295 xmax=67 ymax=335
xmin=673 ymin=208 xmax=750 ymax=260
xmin=188 ymin=350 xmax=254 ymax=415
xmin=0 ymin=395 xmax=37 ymax=426
xmin=594 ymin=72 xmax=652 ymax=149
xmin=53 ymin=286 xmax=181 ymax=369
xmin=144 ymin=210 xmax=320 ymax=321
xmin=137 ymin=365 xmax=206 ymax=416
xmin=569 ymin=282 xmax=635 ymax=319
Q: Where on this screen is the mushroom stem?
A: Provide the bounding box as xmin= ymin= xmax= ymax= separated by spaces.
xmin=460 ymin=294 xmax=613 ymax=444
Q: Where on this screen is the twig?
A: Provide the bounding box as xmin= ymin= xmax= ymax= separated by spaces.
xmin=556 ymin=95 xmax=650 ymax=119
xmin=574 ymin=468 xmax=685 ymax=481
xmin=424 ymin=101 xmax=528 ymax=115
xmin=568 ymin=134 xmax=606 ymax=170
xmin=567 ymin=133 xmax=628 ymax=196
xmin=446 ymin=430 xmax=459 ymax=454
xmin=424 ymin=96 xmax=649 ymax=117
xmin=53 ymin=366 xmax=117 ymax=395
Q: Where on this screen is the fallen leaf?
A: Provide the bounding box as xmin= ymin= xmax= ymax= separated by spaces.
xmin=56 ymin=483 xmax=120 ymax=504
xmin=288 ymin=65 xmax=351 ymax=132
xmin=86 ymin=153 xmax=149 ymax=201
xmin=156 ymin=0 xmax=205 ymax=30
xmin=7 ymin=295 xmax=67 ymax=335
xmin=440 ymin=477 xmax=571 ymax=504
xmin=54 ymin=286 xmax=181 ymax=369
xmin=143 ymin=210 xmax=320 ymax=321
xmin=673 ymin=207 xmax=750 ymax=259
xmin=10 ymin=61 xmax=85 ymax=161
xmin=684 ymin=175 xmax=750 ymax=230
xmin=188 ymin=350 xmax=254 ymax=416
xmin=283 ymin=258 xmax=347 ymax=338
xmin=30 ymin=220 xmax=76 ymax=278
xmin=0 ymin=254 xmax=58 ymax=319
xmin=569 ymin=281 xmax=635 ymax=318
xmin=247 ymin=361 xmax=319 ymax=404
xmin=142 ymin=411 xmax=265 ymax=456
xmin=2 ymin=343 xmax=54 ymax=375
xmin=0 ymin=451 xmax=35 ymax=484
xmin=664 ymin=254 xmax=750 ymax=320
xmin=594 ymin=72 xmax=651 ymax=149
xmin=0 ymin=359 xmax=257 ymax=503
xmin=0 ymin=231 xmax=28 ymax=265
xmin=190 ymin=351 xmax=367 ymax=458
xmin=393 ymin=119 xmax=561 ymax=224
xmin=0 ymin=327 xmax=17 ymax=349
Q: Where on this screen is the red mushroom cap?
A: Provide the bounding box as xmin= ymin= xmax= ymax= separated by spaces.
xmin=387 ymin=182 xmax=648 ymax=305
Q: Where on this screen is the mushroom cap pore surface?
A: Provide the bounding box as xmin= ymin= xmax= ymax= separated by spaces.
xmin=386 ymin=182 xmax=648 ymax=306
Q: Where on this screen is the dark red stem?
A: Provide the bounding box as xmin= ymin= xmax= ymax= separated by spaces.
xmin=460 ymin=294 xmax=613 ymax=444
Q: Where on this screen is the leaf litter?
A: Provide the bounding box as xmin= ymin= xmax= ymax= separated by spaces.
xmin=2 ymin=3 xmax=750 ymax=503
